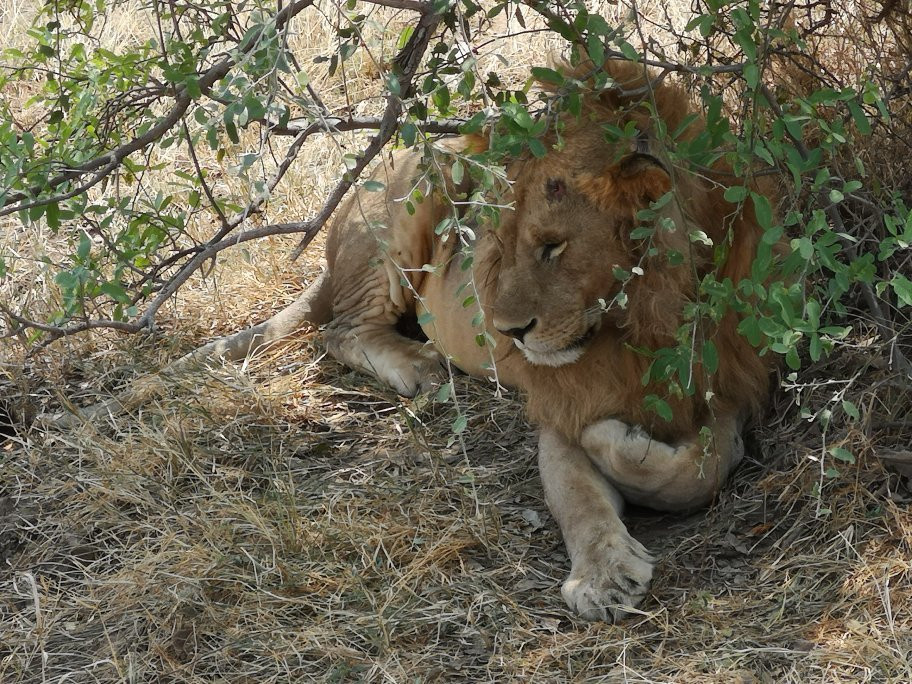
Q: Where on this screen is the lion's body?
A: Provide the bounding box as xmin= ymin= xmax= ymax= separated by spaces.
xmin=322 ymin=61 xmax=772 ymax=439
xmin=310 ymin=60 xmax=777 ymax=620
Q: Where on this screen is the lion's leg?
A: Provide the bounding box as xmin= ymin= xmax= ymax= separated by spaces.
xmin=325 ymin=320 xmax=445 ymax=397
xmin=325 ymin=256 xmax=445 ymax=397
xmin=579 ymin=414 xmax=745 ymax=512
xmin=538 ymin=428 xmax=654 ymax=622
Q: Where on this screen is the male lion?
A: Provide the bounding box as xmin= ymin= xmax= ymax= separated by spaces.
xmin=63 ymin=60 xmax=774 ymax=621
xmin=308 ymin=59 xmax=774 ymax=620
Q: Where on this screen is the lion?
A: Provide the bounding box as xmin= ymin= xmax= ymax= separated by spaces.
xmin=308 ymin=59 xmax=774 ymax=620
xmin=59 ymin=60 xmax=774 ymax=621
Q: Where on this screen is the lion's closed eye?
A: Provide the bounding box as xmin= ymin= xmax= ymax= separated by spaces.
xmin=539 ymin=240 xmax=568 ymax=263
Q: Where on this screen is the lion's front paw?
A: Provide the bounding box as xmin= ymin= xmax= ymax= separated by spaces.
xmin=379 ymin=346 xmax=447 ymax=397
xmin=406 ymin=348 xmax=448 ymax=397
xmin=561 ymin=531 xmax=654 ymax=622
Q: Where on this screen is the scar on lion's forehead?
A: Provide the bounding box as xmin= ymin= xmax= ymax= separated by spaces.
xmin=545 ymin=178 xmax=566 ymax=201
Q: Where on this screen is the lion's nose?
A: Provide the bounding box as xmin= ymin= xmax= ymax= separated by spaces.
xmin=495 ymin=318 xmax=537 ymax=343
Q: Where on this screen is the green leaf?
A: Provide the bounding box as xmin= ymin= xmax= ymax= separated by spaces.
xmin=743 ymin=63 xmax=759 ymax=89
xmin=452 ymin=414 xmax=467 ymax=434
xmin=842 ymin=400 xmax=860 ymax=421
xmin=586 ymin=34 xmax=605 ymax=66
xmin=891 ymin=274 xmax=912 ymax=307
xmin=724 ymin=185 xmax=749 ymax=203
xmin=644 ymin=394 xmax=673 ymax=422
xmin=400 ymin=122 xmax=417 ymax=147
xmin=847 ymin=100 xmax=871 ymax=135
xmin=527 ymin=137 xmax=546 ymax=158
xmin=55 ymin=271 xmax=78 ymax=290
xmin=530 ymin=67 xmax=564 ymax=85
xmin=629 ymin=226 xmax=655 ymax=240
xmin=185 ymin=77 xmax=201 ymax=100
xmin=829 ymin=446 xmax=855 ymax=464
xmin=224 ymin=118 xmax=239 ymax=144
xmin=809 ymin=333 xmax=822 ymax=362
xmin=618 ymin=40 xmax=640 ymax=62
xmin=432 ymin=86 xmax=450 ymax=114
xmin=100 ymin=281 xmax=130 ymax=303
xmin=751 ymin=192 xmax=773 ymax=230
xmin=46 ymin=202 xmax=60 ymax=230
xmin=504 ymin=102 xmax=534 ymax=130
xmin=436 ymin=381 xmax=452 ymax=403
xmin=693 ymin=14 xmax=715 ymax=37
xmin=451 ymin=159 xmax=464 ymax=185
xmin=77 ymin=232 xmax=91 ymax=260
xmin=460 ymin=110 xmax=487 ymax=134
xmin=244 ymin=93 xmax=266 ymax=121
xmin=396 ymin=25 xmax=415 ymax=50
xmin=785 ymin=345 xmax=801 ymax=370
xmin=363 ymin=180 xmax=385 ymax=192
xmin=702 ymin=340 xmax=719 ymax=374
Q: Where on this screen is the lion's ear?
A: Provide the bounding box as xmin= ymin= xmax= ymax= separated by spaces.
xmin=460 ymin=133 xmax=489 ymax=154
xmin=615 ymin=152 xmax=671 ymax=204
xmin=579 ymin=153 xmax=671 ymax=212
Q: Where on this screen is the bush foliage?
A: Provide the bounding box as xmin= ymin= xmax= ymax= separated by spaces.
xmin=1 ymin=0 xmax=910 ymax=438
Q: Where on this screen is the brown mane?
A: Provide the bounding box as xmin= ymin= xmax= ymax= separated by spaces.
xmin=511 ymin=59 xmax=774 ymax=442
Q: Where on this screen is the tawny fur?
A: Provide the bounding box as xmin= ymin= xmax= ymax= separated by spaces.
xmin=477 ymin=60 xmax=776 ymax=443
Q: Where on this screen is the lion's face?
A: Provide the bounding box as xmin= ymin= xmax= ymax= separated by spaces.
xmin=490 ymin=140 xmax=676 ymax=367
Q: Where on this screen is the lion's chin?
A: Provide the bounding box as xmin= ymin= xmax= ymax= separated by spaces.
xmin=517 ymin=346 xmax=586 ymax=367
xmin=514 ymin=324 xmax=598 ymax=367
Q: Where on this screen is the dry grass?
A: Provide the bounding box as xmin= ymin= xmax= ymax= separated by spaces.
xmin=2 ymin=2 xmax=912 ymax=683
xmin=4 ymin=341 xmax=911 ymax=682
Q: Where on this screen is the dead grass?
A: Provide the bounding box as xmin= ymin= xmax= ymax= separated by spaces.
xmin=2 ymin=1 xmax=912 ymax=683
xmin=3 ymin=339 xmax=911 ymax=682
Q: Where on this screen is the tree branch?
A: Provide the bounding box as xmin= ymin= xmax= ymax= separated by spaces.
xmin=357 ymin=0 xmax=431 ymax=11
xmin=0 ymin=0 xmax=316 ymax=218
xmin=9 ymin=3 xmax=446 ymax=343
xmin=269 ymin=115 xmax=465 ymax=137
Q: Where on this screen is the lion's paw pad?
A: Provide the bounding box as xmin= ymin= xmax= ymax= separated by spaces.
xmin=561 ymin=533 xmax=654 ymax=622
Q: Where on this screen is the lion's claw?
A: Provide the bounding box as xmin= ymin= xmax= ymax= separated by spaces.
xmin=561 ymin=532 xmax=654 ymax=622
